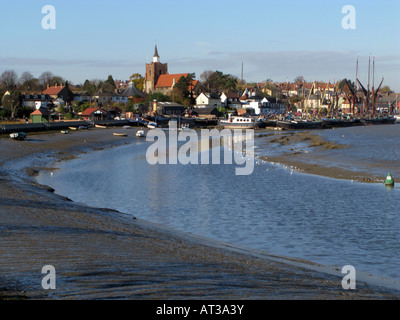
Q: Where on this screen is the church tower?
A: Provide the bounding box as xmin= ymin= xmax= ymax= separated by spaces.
xmin=144 ymin=44 xmax=168 ymax=93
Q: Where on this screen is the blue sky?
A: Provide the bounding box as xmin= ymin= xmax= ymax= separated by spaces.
xmin=1 ymin=0 xmax=399 ymax=91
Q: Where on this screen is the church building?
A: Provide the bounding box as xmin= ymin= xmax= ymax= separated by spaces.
xmin=143 ymin=45 xmax=198 ymax=95
xmin=144 ymin=45 xmax=168 ymax=94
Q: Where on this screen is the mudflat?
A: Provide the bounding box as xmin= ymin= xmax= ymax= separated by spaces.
xmin=0 ymin=129 xmax=399 ymax=299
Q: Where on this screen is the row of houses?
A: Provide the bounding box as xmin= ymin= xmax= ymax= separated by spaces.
xmin=13 ymin=81 xmax=144 ymax=111
xmin=195 ymin=89 xmax=286 ymax=115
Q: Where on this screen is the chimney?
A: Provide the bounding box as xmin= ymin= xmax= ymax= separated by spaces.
xmin=55 ymin=83 xmax=58 ymax=88
xmin=47 ymin=84 xmax=49 ymax=89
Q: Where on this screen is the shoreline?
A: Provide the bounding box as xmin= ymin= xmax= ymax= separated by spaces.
xmin=256 ymin=130 xmax=394 ymax=184
xmin=1 ymin=128 xmax=399 ymax=299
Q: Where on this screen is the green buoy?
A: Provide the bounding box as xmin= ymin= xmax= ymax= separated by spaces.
xmin=385 ymin=173 xmax=395 ymax=186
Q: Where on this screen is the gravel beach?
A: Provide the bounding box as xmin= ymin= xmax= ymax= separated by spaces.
xmin=0 ymin=128 xmax=399 ymax=300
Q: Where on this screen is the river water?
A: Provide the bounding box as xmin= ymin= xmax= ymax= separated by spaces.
xmin=37 ymin=125 xmax=400 ymax=282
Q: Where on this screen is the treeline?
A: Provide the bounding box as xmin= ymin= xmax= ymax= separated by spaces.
xmin=0 ymin=68 xmax=248 ymax=119
xmin=0 ymin=70 xmax=66 ymax=92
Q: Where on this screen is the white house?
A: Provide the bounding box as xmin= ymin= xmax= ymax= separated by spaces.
xmin=220 ymin=92 xmax=240 ymax=108
xmin=239 ymin=91 xmax=263 ymax=114
xmin=22 ymin=94 xmax=53 ymax=109
xmin=196 ymin=92 xmax=221 ymax=108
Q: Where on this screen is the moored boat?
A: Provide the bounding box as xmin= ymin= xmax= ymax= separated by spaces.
xmin=147 ymin=122 xmax=157 ymax=129
xmin=363 ymin=116 xmax=396 ymax=125
xmin=276 ymin=120 xmax=322 ymax=130
xmin=260 ymin=119 xmax=277 ymax=127
xmin=95 ymin=125 xmax=107 ymax=129
xmin=9 ymin=132 xmax=27 ymax=140
xmin=219 ymin=115 xmax=262 ymax=129
xmin=136 ymin=130 xmax=145 ymax=137
xmin=322 ymin=118 xmax=362 ymax=128
xmin=113 ymin=133 xmax=128 ymax=137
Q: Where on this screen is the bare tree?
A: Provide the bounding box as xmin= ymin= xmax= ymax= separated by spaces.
xmin=200 ymin=70 xmax=214 ymax=83
xmin=19 ymin=71 xmax=38 ymax=91
xmin=39 ymin=71 xmax=54 ymax=87
xmin=0 ymin=70 xmax=18 ymax=90
xmin=20 ymin=71 xmax=34 ymax=84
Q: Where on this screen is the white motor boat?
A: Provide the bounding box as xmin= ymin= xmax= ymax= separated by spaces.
xmin=136 ymin=130 xmax=145 ymax=137
xmin=9 ymin=132 xmax=27 ymax=140
xmin=219 ymin=115 xmax=262 ymax=129
xmin=147 ymin=122 xmax=157 ymax=129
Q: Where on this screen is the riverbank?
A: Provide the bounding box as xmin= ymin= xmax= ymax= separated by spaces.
xmin=258 ymin=130 xmax=393 ymax=184
xmin=0 ymin=129 xmax=399 ymax=299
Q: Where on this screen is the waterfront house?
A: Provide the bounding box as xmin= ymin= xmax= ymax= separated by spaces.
xmin=260 ymin=99 xmax=287 ymax=115
xmin=156 ymin=101 xmax=185 ymax=116
xmin=30 ymin=108 xmax=50 ymax=123
xmin=42 ymin=84 xmax=74 ymax=104
xmin=192 ymin=106 xmax=219 ymax=119
xmin=22 ymin=94 xmax=54 ymax=110
xmin=220 ymin=91 xmax=241 ymax=108
xmin=239 ymin=90 xmax=263 ymax=114
xmin=81 ymin=107 xmax=110 ymax=121
xmin=196 ymin=93 xmax=221 ymax=109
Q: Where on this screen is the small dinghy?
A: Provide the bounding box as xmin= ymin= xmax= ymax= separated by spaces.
xmin=113 ymin=133 xmax=128 ymax=137
xmin=136 ymin=130 xmax=145 ymax=137
xmin=9 ymin=132 xmax=27 ymax=140
xmin=147 ymin=122 xmax=157 ymax=129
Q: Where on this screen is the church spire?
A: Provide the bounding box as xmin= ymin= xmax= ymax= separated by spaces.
xmin=153 ymin=43 xmax=160 ymax=63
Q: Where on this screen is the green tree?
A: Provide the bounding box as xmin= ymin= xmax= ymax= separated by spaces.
xmin=199 ymin=70 xmax=237 ymax=94
xmin=171 ymin=73 xmax=196 ymax=106
xmin=2 ymin=90 xmax=21 ymax=119
xmin=83 ymin=80 xmax=97 ymax=95
xmin=129 ymin=73 xmax=145 ymax=92
xmin=145 ymin=92 xmax=170 ymax=103
xmin=106 ymin=75 xmax=116 ymax=90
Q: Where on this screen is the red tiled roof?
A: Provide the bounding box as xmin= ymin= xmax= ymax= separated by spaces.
xmin=42 ymin=85 xmax=65 ymax=95
xmin=31 ymin=109 xmax=43 ymax=115
xmin=155 ymin=74 xmax=198 ymax=91
xmin=30 ymin=108 xmax=50 ymax=116
xmin=155 ymin=73 xmax=188 ymax=88
xmin=81 ymin=108 xmax=108 ymax=116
